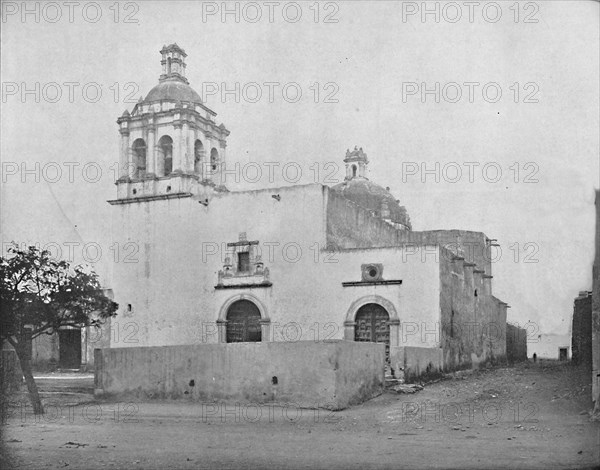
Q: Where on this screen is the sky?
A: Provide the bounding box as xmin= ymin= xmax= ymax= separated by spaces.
xmin=1 ymin=0 xmax=599 ymax=336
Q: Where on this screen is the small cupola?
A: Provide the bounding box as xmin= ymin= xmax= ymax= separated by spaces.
xmin=159 ymin=43 xmax=188 ymax=84
xmin=344 ymin=146 xmax=369 ymax=180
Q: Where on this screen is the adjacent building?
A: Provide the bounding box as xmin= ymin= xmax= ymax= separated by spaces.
xmin=572 ymin=291 xmax=593 ymax=366
xmin=506 ymin=323 xmax=527 ymax=364
xmin=530 ymin=333 xmax=571 ymax=361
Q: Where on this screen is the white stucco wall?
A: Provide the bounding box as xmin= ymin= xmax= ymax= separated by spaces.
xmin=109 ymin=183 xmax=442 ymax=350
xmin=529 ymin=334 xmax=571 ymax=359
xmin=325 ymin=247 xmax=441 ymax=349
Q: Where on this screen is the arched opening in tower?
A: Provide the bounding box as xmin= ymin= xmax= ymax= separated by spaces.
xmin=158 ymin=135 xmax=173 ymax=176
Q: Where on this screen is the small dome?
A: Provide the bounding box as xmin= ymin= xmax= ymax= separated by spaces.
xmin=332 ymin=179 xmax=412 ymax=229
xmin=144 ymin=80 xmax=203 ymax=104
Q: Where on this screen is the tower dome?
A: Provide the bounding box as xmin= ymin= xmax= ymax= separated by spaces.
xmin=145 ymin=80 xmax=203 ymax=104
xmin=331 ymin=147 xmax=412 ymax=230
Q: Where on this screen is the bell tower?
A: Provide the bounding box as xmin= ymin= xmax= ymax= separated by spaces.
xmin=111 ymin=44 xmax=230 ymax=204
xmin=344 ymin=146 xmax=369 ymax=180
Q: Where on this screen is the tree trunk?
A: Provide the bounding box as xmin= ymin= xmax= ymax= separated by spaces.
xmin=15 ymin=348 xmax=44 ymax=415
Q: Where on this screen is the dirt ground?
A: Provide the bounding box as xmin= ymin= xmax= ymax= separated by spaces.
xmin=1 ymin=361 xmax=599 ymax=470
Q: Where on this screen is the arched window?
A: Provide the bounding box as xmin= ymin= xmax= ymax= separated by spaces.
xmin=352 ymin=165 xmax=357 ymax=177
xmin=210 ymin=148 xmax=219 ymax=171
xmin=132 ymin=139 xmax=146 ymax=179
xmin=194 ymin=140 xmax=204 ymax=174
xmin=158 ymin=135 xmax=173 ymax=176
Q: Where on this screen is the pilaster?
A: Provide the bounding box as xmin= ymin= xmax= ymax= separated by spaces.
xmin=216 ymin=319 xmax=227 ymax=343
xmin=146 ymin=124 xmax=157 ymax=178
xmin=172 ymin=122 xmax=183 ymax=174
xmin=260 ymin=319 xmax=272 ymax=342
xmin=389 ymin=318 xmax=400 ymax=348
xmin=118 ymin=128 xmax=130 ymax=181
xmin=344 ymin=321 xmax=355 ymax=340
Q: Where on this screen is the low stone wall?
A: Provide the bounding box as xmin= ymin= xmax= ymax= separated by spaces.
xmin=94 ymin=340 xmax=385 ymax=410
xmin=390 ymin=346 xmax=444 ymax=382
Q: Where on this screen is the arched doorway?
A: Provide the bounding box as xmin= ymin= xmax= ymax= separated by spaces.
xmin=58 ymin=328 xmax=82 ymax=369
xmin=226 ymin=300 xmax=262 ymax=342
xmin=354 ymin=303 xmax=390 ymax=357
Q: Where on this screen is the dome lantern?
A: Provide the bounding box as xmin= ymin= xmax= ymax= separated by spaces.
xmin=344 ymin=146 xmax=369 ymax=180
xmin=159 ymin=43 xmax=189 ymax=84
xmin=143 ymin=43 xmax=203 ymax=104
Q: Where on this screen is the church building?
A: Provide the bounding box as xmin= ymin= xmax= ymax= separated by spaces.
xmin=105 ymin=44 xmax=509 ymax=379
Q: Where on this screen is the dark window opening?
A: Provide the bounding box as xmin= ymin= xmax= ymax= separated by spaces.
xmin=132 ymin=139 xmax=147 ymax=179
xmin=238 ymin=252 xmax=250 ymax=273
xmin=474 ymin=289 xmax=478 ymax=297
xmin=210 ymin=148 xmax=219 ymax=171
xmin=559 ymin=348 xmax=568 ymax=361
xmin=59 ymin=329 xmax=81 ymax=369
xmin=158 ymin=135 xmax=173 ymax=176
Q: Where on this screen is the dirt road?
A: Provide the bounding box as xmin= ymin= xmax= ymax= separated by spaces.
xmin=1 ymin=361 xmax=598 ymax=469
